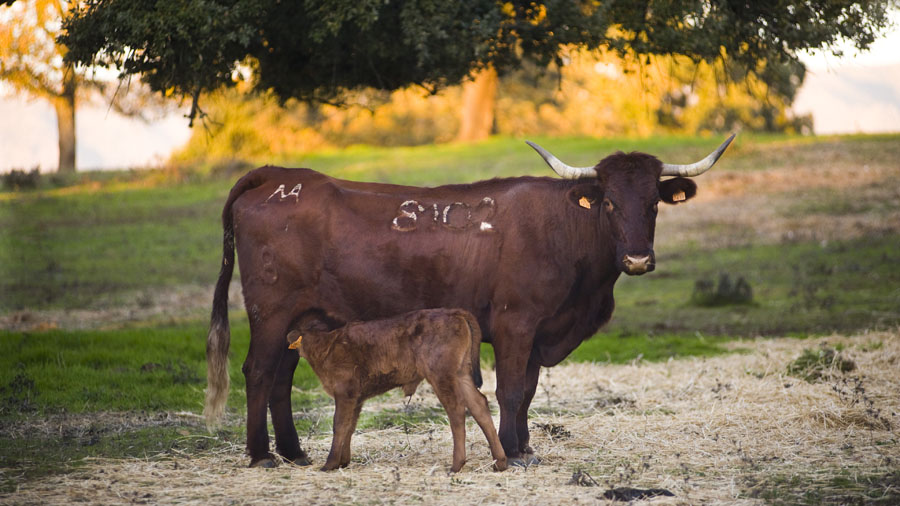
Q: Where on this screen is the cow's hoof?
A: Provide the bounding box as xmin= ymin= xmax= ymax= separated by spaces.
xmin=508 ymin=454 xmax=541 ymax=468
xmin=249 ymin=456 xmax=278 ymax=468
xmin=288 ymin=453 xmax=312 ymax=467
xmin=523 ymin=452 xmax=542 ymax=466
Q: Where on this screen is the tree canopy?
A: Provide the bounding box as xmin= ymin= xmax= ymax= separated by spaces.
xmin=61 ymin=0 xmax=895 ymax=124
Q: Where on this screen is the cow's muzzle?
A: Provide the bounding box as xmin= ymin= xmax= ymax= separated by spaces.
xmin=622 ymin=254 xmax=655 ymax=275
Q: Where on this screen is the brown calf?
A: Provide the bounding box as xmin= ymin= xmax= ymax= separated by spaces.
xmin=286 ymin=308 xmax=507 ymax=473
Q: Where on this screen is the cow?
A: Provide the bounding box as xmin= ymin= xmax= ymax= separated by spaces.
xmin=285 ymin=308 xmax=507 ymax=473
xmin=203 ymin=135 xmax=735 ymax=468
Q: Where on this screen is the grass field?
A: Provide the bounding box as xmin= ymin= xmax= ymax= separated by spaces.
xmin=1 ymin=133 xmax=898 ymax=502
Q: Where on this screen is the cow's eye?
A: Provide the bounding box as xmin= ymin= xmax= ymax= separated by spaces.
xmin=603 ymin=198 xmax=614 ymax=212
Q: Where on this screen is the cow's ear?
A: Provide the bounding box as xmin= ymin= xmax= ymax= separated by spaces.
xmin=659 ymin=177 xmax=697 ymax=204
xmin=566 ymin=184 xmax=604 ymax=210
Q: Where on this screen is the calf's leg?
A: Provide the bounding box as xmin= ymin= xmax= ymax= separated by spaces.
xmin=458 ymin=373 xmax=507 ymax=471
xmin=430 ymin=376 xmax=468 ymax=472
xmin=322 ymin=396 xmax=362 ymax=471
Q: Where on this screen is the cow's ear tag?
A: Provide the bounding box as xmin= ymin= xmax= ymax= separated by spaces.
xmin=672 ymin=191 xmax=686 ymax=202
xmin=578 ymin=196 xmax=593 ymax=209
xmin=288 ymin=335 xmax=303 ymax=349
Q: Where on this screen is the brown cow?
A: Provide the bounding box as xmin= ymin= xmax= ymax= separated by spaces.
xmin=285 ymin=308 xmax=507 ymax=473
xmin=204 ymin=135 xmax=735 ymax=468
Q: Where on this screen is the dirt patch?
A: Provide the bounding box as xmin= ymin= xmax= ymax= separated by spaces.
xmin=4 ymin=330 xmax=897 ymax=504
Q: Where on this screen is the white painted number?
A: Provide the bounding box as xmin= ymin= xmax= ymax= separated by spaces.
xmin=267 ymin=183 xmax=303 ymax=202
xmin=391 ymin=197 xmax=496 ymax=233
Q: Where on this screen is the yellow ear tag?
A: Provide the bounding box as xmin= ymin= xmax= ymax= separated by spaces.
xmin=672 ymin=191 xmax=686 ymax=202
xmin=288 ymin=335 xmax=303 ymax=349
xmin=578 ymin=196 xmax=592 ymax=209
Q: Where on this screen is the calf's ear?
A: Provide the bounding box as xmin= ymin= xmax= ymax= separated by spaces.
xmin=286 ymin=330 xmax=302 ymax=348
xmin=659 ymin=177 xmax=697 ymax=204
xmin=566 ymin=184 xmax=604 ymax=210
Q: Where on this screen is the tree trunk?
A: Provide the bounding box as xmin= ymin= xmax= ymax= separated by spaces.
xmin=54 ymin=68 xmax=77 ymax=173
xmin=456 ymin=66 xmax=498 ymax=142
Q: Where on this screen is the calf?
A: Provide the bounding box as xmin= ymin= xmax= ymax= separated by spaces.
xmin=286 ymin=308 xmax=507 ymax=473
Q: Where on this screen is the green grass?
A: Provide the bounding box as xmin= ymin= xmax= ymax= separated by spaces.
xmin=0 ymin=320 xmax=321 ymax=416
xmin=609 ymin=234 xmax=900 ymax=336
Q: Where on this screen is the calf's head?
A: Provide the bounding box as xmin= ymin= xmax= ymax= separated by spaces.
xmin=527 ymin=135 xmax=734 ymax=275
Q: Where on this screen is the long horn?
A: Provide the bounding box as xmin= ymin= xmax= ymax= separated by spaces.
xmin=526 ymin=141 xmax=596 ymax=179
xmin=660 ymin=133 xmax=736 ymax=177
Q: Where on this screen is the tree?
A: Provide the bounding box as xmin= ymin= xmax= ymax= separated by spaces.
xmin=1 ymin=0 xmax=80 ymax=172
xmin=61 ymin=0 xmax=895 ymax=127
xmin=457 ymin=66 xmax=498 ymax=142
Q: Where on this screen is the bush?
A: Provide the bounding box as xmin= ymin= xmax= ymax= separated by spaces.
xmin=1 ymin=168 xmax=41 ymax=191
xmin=690 ymin=273 xmax=754 ymax=307
xmin=787 ymin=345 xmax=856 ymax=382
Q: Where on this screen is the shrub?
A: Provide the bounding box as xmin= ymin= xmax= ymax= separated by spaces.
xmin=690 ymin=273 xmax=754 ymax=307
xmin=1 ymin=168 xmax=41 ymax=190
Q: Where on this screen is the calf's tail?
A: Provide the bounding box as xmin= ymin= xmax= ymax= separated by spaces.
xmin=204 ymin=170 xmax=264 ymax=429
xmin=461 ymin=312 xmax=484 ymax=389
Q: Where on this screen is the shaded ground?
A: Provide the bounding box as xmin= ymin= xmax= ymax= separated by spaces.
xmin=3 ymin=330 xmax=897 ymax=504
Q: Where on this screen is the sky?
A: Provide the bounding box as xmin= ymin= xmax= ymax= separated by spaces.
xmin=793 ymin=10 xmax=900 ymax=134
xmin=1 ymin=16 xmax=899 ymax=172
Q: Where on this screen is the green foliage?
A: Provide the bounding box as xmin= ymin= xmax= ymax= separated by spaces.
xmin=61 ymin=1 xmax=894 ymax=124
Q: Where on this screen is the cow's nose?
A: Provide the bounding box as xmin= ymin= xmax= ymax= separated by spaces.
xmin=622 ymin=254 xmax=654 ymax=275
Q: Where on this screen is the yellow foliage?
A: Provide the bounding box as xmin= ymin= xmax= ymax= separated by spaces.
xmin=0 ymin=0 xmax=72 ymax=100
xmin=174 ymin=48 xmax=809 ymax=169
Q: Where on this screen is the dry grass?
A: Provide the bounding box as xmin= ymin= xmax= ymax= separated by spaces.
xmin=4 ymin=330 xmax=897 ymax=505
xmin=656 ymin=149 xmax=900 ymax=250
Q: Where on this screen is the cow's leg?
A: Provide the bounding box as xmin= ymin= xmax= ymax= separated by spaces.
xmin=243 ymin=314 xmax=292 ymax=468
xmin=491 ymin=317 xmax=536 ymax=465
xmin=459 ymin=373 xmax=507 ymax=471
xmin=268 ymin=348 xmax=311 ymax=465
xmin=322 ymin=396 xmax=361 ymax=471
xmin=516 ymin=356 xmax=541 ymax=464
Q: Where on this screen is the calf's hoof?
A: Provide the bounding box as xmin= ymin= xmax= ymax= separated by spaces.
xmin=249 ymin=455 xmax=278 ymax=468
xmin=319 ymin=461 xmax=347 ymax=472
xmin=493 ymin=458 xmax=508 ymax=472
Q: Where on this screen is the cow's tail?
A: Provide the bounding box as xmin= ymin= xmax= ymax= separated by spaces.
xmin=461 ymin=311 xmax=484 ymax=389
xmin=204 ymin=171 xmax=264 ymax=429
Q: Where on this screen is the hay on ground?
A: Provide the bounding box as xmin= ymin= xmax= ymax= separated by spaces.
xmin=2 ymin=330 xmax=898 ymax=505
